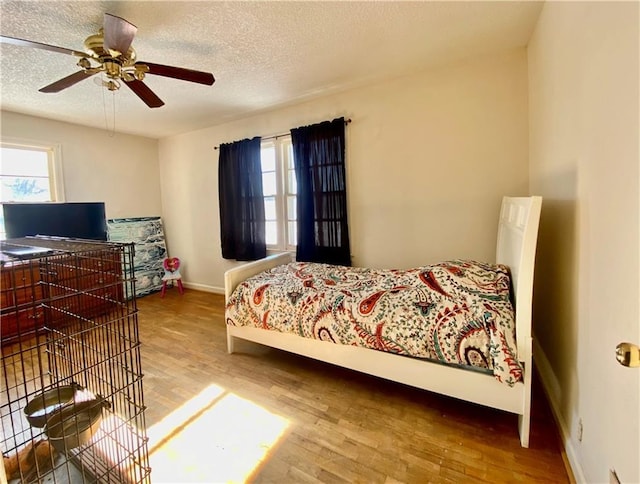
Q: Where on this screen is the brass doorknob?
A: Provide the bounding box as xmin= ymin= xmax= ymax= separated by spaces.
xmin=616 ymin=342 xmax=640 ymax=368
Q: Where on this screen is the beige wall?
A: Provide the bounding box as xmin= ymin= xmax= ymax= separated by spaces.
xmin=528 ymin=2 xmax=639 ymax=483
xmin=1 ymin=111 xmax=161 ymax=219
xmin=159 ymin=49 xmax=529 ymax=290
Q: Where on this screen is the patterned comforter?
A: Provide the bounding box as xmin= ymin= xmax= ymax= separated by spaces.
xmin=225 ymin=260 xmax=523 ymax=386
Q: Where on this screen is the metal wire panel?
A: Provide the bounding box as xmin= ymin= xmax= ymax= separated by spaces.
xmin=1 ymin=237 xmax=150 ymax=483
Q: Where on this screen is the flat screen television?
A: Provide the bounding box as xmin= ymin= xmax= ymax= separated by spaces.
xmin=3 ymin=202 xmax=108 ymax=241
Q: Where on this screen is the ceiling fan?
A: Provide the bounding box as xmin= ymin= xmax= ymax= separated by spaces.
xmin=0 ymin=13 xmax=215 ymax=108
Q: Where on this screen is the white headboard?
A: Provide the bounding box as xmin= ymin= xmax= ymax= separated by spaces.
xmin=496 ymin=196 xmax=542 ymax=358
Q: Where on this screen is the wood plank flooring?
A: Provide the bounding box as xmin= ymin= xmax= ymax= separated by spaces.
xmin=137 ymin=288 xmax=571 ymax=483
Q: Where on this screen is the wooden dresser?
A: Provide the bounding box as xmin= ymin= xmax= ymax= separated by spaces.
xmin=1 ymin=239 xmax=125 ymax=345
xmin=0 ymin=261 xmax=44 ymax=340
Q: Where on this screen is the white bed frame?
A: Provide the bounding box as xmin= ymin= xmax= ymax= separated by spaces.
xmin=224 ymin=196 xmax=542 ymax=447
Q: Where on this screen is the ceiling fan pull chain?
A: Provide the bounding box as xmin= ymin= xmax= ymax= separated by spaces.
xmin=100 ymin=74 xmax=116 ymax=137
xmin=110 ymin=90 xmax=116 ymax=138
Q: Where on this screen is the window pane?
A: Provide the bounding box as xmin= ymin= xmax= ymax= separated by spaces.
xmin=262 ymin=172 xmax=277 ymax=196
xmin=287 ymin=170 xmax=297 ymax=195
xmin=0 ymin=148 xmax=49 ymax=177
xmin=287 ymin=144 xmax=295 ymax=169
xmin=265 ymin=221 xmax=278 ymax=245
xmin=261 ymin=138 xmax=297 ymax=249
xmin=287 ymin=196 xmax=296 ymax=221
xmin=261 ymin=146 xmax=276 ymax=172
xmin=0 ymin=206 xmax=5 ymax=240
xmin=0 ymin=176 xmax=51 ymax=202
xmin=264 ymin=196 xmax=277 ymax=220
xmin=288 ymin=221 xmax=297 ymax=246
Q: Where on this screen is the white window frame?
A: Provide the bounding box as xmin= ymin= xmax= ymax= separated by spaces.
xmin=261 ymin=136 xmax=296 ymax=253
xmin=0 ymin=139 xmax=65 ymax=239
xmin=1 ymin=138 xmax=65 ymax=202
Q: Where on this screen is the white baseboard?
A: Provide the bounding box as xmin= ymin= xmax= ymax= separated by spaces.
xmin=181 ymin=281 xmax=224 ymax=295
xmin=533 ymin=337 xmax=585 ymax=483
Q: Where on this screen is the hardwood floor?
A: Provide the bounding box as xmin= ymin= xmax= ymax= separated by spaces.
xmin=137 ymin=288 xmax=571 ymax=483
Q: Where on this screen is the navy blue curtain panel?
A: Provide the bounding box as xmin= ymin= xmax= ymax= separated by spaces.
xmin=218 ymin=137 xmax=267 ymax=261
xmin=291 ymin=117 xmax=351 ymax=266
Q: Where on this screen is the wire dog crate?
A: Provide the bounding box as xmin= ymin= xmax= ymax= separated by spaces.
xmin=1 ymin=237 xmax=150 ymax=483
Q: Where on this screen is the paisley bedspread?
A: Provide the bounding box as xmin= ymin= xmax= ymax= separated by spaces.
xmin=225 ymin=260 xmax=523 ymax=386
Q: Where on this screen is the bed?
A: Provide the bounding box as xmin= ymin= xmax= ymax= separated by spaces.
xmin=224 ymin=196 xmax=542 ymax=447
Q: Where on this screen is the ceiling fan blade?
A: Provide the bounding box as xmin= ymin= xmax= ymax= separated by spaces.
xmin=124 ymin=79 xmax=164 ymax=108
xmin=137 ymin=62 xmax=215 ymax=85
xmin=0 ymin=35 xmax=88 ymax=57
xmin=103 ymin=13 xmax=137 ymax=56
xmin=39 ymin=70 xmax=97 ymax=93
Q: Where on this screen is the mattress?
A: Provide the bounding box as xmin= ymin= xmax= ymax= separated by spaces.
xmin=225 ymin=260 xmax=523 ymax=386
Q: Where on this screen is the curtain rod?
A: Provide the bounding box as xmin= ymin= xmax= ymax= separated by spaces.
xmin=213 ymin=118 xmax=352 ymax=150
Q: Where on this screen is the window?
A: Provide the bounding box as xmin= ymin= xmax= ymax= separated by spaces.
xmin=0 ymin=142 xmax=63 ymax=239
xmin=261 ymin=136 xmax=296 ymax=251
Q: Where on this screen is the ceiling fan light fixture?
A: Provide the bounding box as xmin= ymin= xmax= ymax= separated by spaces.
xmin=133 ymin=64 xmax=148 ymax=81
xmin=77 ymin=57 xmax=91 ymax=70
xmin=104 ymin=60 xmax=121 ymax=78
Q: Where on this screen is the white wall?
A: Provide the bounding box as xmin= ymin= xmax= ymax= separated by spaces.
xmin=159 ymin=49 xmax=529 ymax=291
xmin=1 ymin=111 xmax=161 ymax=219
xmin=528 ymin=2 xmax=639 ymax=483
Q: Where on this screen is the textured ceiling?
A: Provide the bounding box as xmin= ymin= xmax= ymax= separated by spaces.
xmin=0 ymin=1 xmax=543 ymax=139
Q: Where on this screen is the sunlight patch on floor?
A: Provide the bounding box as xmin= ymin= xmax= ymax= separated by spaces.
xmin=89 ymin=414 xmax=149 ymax=482
xmin=147 ymin=384 xmax=290 ymax=482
